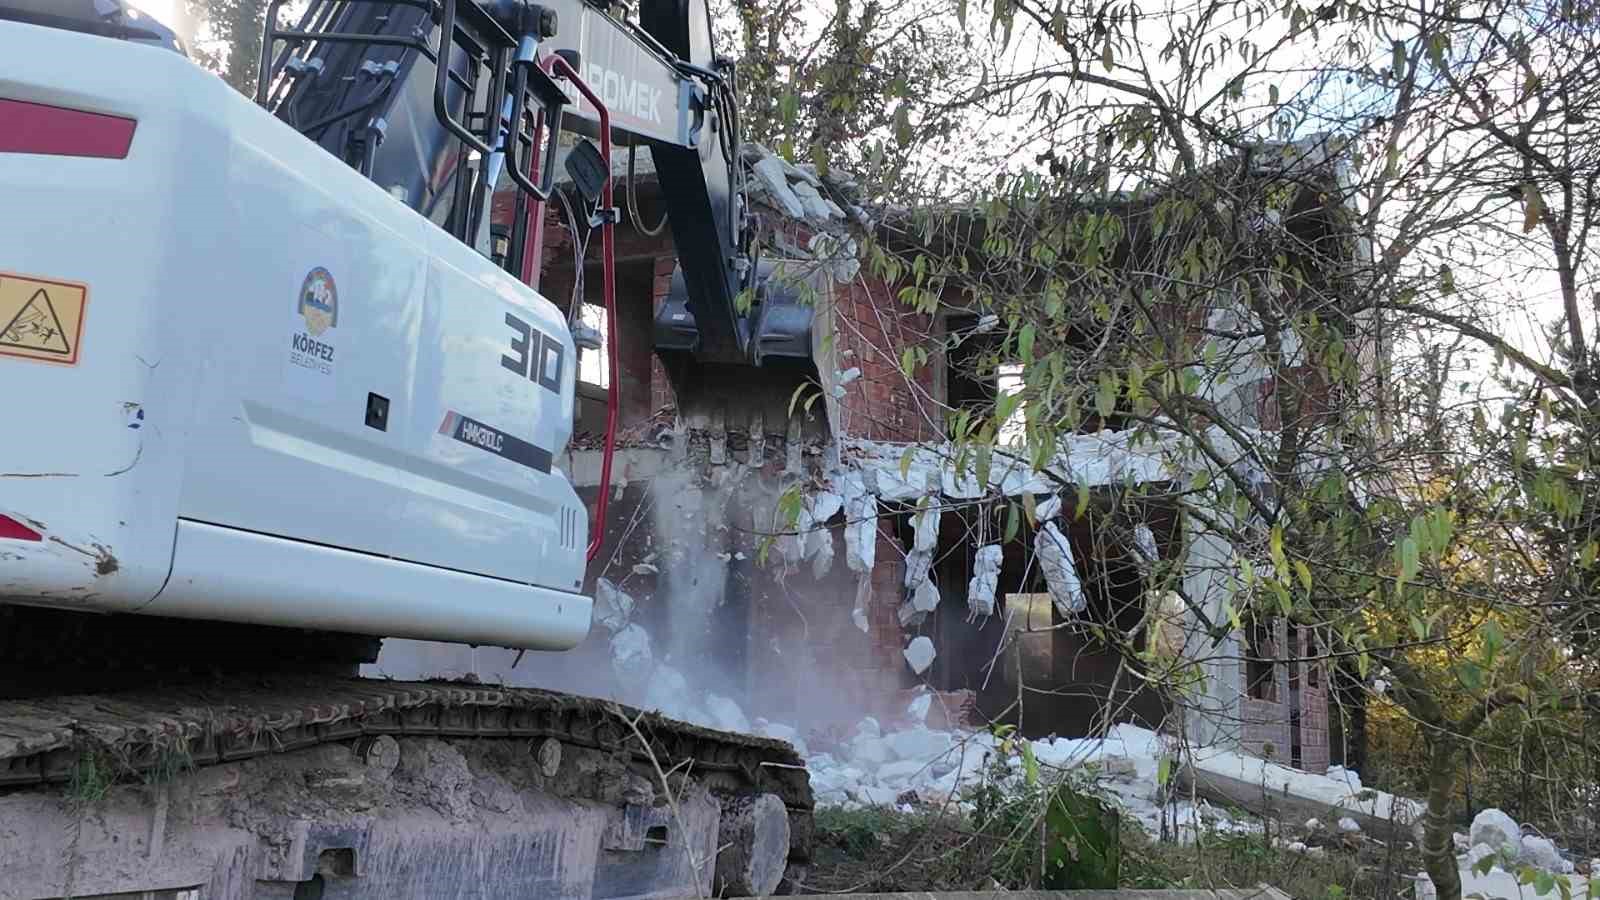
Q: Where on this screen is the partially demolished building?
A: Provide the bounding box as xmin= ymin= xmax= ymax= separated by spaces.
xmin=370 ymin=137 xmax=1370 ymax=776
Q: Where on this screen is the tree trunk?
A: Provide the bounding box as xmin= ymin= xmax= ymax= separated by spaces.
xmin=1422 ymin=737 xmax=1463 ymax=900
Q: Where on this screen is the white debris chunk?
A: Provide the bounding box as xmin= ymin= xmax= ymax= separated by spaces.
xmin=1465 ymin=843 xmax=1498 ymax=871
xmin=751 ymin=155 xmax=807 ymax=219
xmin=1035 ymin=494 xmax=1062 ymax=522
xmin=852 ymin=736 xmax=893 ymax=767
xmin=886 ymin=727 xmax=952 ymax=761
xmin=837 ymin=367 xmax=862 ymax=386
xmin=790 ymin=180 xmax=836 ymax=222
xmin=756 ymin=720 xmax=808 ymax=756
xmin=1470 ymin=809 xmax=1522 ymax=858
xmin=1521 ymin=834 xmax=1569 ymax=872
xmin=899 ymin=576 xmax=940 ymax=627
xmin=610 ymin=623 xmax=653 ymax=684
xmin=1326 ymin=765 xmax=1363 ymax=789
xmin=643 ymin=665 xmax=702 ymax=723
xmin=907 ymin=693 xmax=933 ymax=724
xmin=975 ymin=314 xmax=999 ymax=333
xmin=903 ymin=636 xmax=937 ymax=674
xmin=911 ymin=497 xmax=940 ymax=552
xmin=851 ymin=575 xmax=871 ymax=633
xmin=1131 ymin=523 xmax=1158 ymax=569
xmin=1337 ymin=817 xmax=1361 ymax=834
xmin=805 ymin=491 xmax=844 ymax=578
xmin=903 ymin=550 xmax=933 ymax=595
xmin=855 ymin=717 xmax=882 ymax=740
xmin=878 ymin=758 xmax=931 ymax=784
xmin=809 ymin=530 xmax=836 ymax=579
xmin=785 ymin=159 xmax=823 ymax=186
xmin=850 ymin=784 xmax=902 ymax=807
xmin=705 ymin=694 xmax=752 ymax=735
xmin=967 ymin=544 xmax=1002 ymax=618
xmin=594 ymin=577 xmax=634 ymax=633
xmin=842 ymin=474 xmax=877 ymax=574
xmin=1035 ymin=522 xmax=1085 ymax=616
xmin=777 ymin=505 xmax=813 ymax=570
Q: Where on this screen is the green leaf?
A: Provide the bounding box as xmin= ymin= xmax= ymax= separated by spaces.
xmin=1294 ymin=560 xmax=1313 ymax=594
xmin=995 ymin=391 xmax=1023 ymax=429
xmin=1439 ymin=264 xmax=1455 ymax=295
xmin=1096 ymin=371 xmax=1118 ymax=419
xmin=974 ymin=443 xmax=992 ymax=491
xmin=1410 ymin=614 xmax=1428 ymax=642
xmin=894 ymin=105 xmax=912 ymax=146
xmin=1076 ymin=480 xmax=1091 ymax=519
xmin=1102 ymin=38 xmax=1114 ymax=71
xmin=1004 ymin=501 xmax=1021 ymax=542
xmin=1022 ymin=741 xmax=1040 ymax=786
xmin=1458 ymin=660 xmax=1484 ymax=692
xmin=1157 ymin=755 xmax=1172 ymax=787
xmin=1023 ymin=491 xmax=1038 ymax=526
xmin=787 ymin=381 xmax=812 ymax=418
xmin=1268 ymin=83 xmax=1280 ymax=105
xmin=1398 ymin=536 xmax=1419 ymax=586
xmin=1481 ymin=619 xmax=1505 ymax=663
xmin=956 ymin=0 xmax=967 ymax=27
xmin=1018 ymin=324 xmax=1036 ymax=362
xmin=899 ymin=446 xmax=916 ymax=481
xmin=900 ymin=346 xmax=917 ymax=377
xmin=1535 ymin=870 xmax=1557 ymax=896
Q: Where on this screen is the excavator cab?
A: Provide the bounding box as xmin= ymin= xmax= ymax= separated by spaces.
xmin=260 ymin=0 xmax=826 ymax=443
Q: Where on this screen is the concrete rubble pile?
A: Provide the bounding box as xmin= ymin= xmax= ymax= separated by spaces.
xmin=1403 ymin=808 xmax=1593 ymax=899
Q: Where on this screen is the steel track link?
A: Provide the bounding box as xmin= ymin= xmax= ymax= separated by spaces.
xmin=0 ymin=675 xmax=815 ymax=875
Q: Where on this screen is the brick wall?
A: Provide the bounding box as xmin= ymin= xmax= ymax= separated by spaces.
xmin=830 ymin=278 xmax=942 ymax=442
xmin=745 ymin=517 xmax=916 ymax=728
xmin=1238 ymin=619 xmax=1330 ymax=773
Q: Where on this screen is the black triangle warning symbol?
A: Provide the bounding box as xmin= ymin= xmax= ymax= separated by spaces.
xmin=0 ymin=288 xmax=72 ymax=356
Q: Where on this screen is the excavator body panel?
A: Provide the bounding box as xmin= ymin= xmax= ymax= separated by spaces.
xmin=0 ymin=19 xmax=591 ymax=650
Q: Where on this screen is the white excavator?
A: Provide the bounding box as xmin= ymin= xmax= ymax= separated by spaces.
xmin=0 ymin=1 xmax=818 ymax=896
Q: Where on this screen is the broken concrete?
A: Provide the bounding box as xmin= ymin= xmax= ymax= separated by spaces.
xmin=1036 ymin=521 xmax=1085 ymax=616
xmin=903 ymin=636 xmax=936 ymax=674
xmin=966 ymin=545 xmax=1002 ymax=618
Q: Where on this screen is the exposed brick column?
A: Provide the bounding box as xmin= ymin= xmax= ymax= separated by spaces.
xmin=1298 ymin=626 xmax=1331 ymax=773
xmin=649 ymin=255 xmax=676 ymax=416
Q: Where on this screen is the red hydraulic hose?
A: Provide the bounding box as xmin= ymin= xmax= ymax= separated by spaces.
xmin=519 ymin=55 xmax=618 ymax=565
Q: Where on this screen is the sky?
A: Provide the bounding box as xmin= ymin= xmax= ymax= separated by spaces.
xmin=125 ymin=0 xmax=177 ymax=26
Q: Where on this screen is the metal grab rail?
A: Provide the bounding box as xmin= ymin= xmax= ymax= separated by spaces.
xmin=518 ymin=54 xmax=617 ymax=564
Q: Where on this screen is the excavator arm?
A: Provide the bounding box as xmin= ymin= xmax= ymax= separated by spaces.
xmin=258 ymin=0 xmax=812 ymax=378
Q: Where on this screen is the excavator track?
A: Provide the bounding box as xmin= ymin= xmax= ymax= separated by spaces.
xmin=0 ymin=676 xmax=815 ymax=899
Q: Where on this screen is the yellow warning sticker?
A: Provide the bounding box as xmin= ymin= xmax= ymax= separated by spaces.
xmin=0 ymin=270 xmax=88 ymax=365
